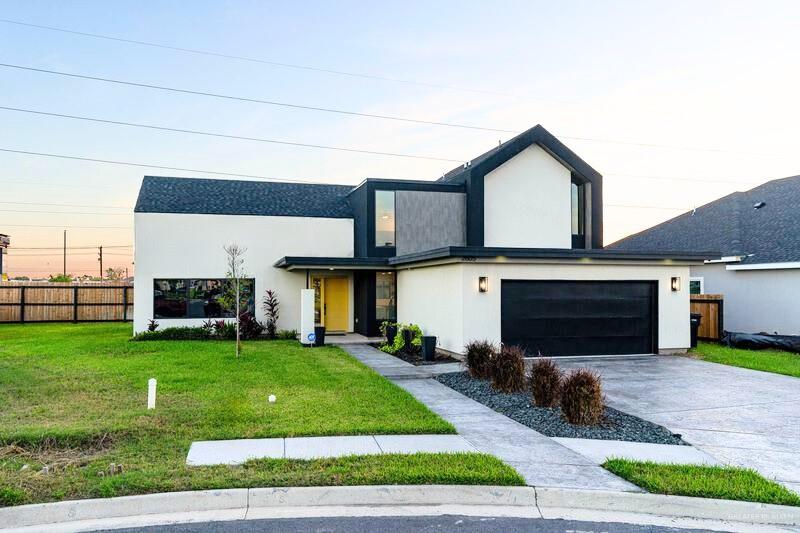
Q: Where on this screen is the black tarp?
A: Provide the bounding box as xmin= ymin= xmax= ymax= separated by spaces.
xmin=721 ymin=331 xmax=800 ymax=354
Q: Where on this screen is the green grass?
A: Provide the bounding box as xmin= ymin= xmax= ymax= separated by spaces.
xmin=0 ymin=323 xmax=522 ymax=505
xmin=604 ymin=459 xmax=800 ymax=507
xmin=691 ymin=341 xmax=800 ymax=378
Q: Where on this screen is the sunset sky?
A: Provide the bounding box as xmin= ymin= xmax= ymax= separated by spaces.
xmin=1 ymin=1 xmax=799 ymax=278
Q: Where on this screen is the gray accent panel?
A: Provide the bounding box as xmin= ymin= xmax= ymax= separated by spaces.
xmin=395 ymin=191 xmax=466 ymax=256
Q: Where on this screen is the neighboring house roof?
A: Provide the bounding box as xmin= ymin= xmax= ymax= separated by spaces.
xmin=134 ymin=176 xmax=354 ymax=218
xmin=608 ymin=175 xmax=800 ymax=265
xmin=437 ymin=124 xmax=601 ymax=184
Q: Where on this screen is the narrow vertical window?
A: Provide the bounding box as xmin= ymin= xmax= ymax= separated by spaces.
xmin=375 ymin=190 xmax=396 ymax=247
xmin=375 ymin=271 xmax=397 ymax=321
xmin=571 ymin=180 xmax=585 ymax=248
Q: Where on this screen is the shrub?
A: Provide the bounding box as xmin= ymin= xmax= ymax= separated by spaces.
xmin=464 ymin=340 xmax=496 ymax=379
xmin=491 ymin=345 xmax=526 ymax=393
xmin=530 ymin=358 xmax=562 ymax=407
xmin=379 ymin=323 xmax=422 ymax=355
xmin=262 ymin=289 xmax=280 ymax=339
xmin=132 ymin=326 xmax=211 ymax=341
xmin=147 ymin=319 xmax=159 ymax=332
xmin=560 ymin=369 xmax=604 ymax=425
xmin=277 ymin=329 xmax=298 ymax=340
xmin=213 ymin=320 xmax=237 ymax=340
xmin=238 ymin=312 xmax=265 ymax=340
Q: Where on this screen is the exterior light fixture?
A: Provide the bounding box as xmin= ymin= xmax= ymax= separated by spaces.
xmin=478 ymin=276 xmax=488 ymax=293
xmin=671 ymin=277 xmax=681 ymax=292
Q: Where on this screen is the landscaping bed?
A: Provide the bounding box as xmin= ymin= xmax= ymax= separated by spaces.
xmin=370 ymin=344 xmax=460 ymax=366
xmin=435 ymin=371 xmax=685 ymax=445
xmin=0 ymin=323 xmax=522 ymax=506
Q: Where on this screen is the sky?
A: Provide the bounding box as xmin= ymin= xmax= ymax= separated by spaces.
xmin=1 ymin=1 xmax=799 ymax=278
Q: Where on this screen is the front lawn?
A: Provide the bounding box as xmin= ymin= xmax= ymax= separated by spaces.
xmin=604 ymin=459 xmax=800 ymax=507
xmin=0 ymin=323 xmax=521 ymax=505
xmin=691 ymin=341 xmax=800 ymax=378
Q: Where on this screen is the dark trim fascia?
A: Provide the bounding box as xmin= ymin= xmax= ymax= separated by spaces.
xmin=389 ymin=246 xmax=719 ymax=266
xmin=345 ymin=178 xmax=466 ymax=197
xmin=133 ymin=209 xmax=354 ymax=219
xmin=274 ymin=256 xmax=391 ymax=269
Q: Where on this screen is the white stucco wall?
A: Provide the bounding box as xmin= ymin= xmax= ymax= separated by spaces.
xmin=691 ymin=263 xmax=800 ymax=335
xmin=399 ymin=261 xmax=691 ymax=355
xmin=396 ymin=264 xmax=464 ymax=351
xmin=483 ymin=144 xmax=572 ymax=248
xmin=133 ymin=212 xmax=354 ymax=333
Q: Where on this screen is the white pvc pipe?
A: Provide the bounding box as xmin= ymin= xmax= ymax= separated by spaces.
xmin=147 ymin=378 xmax=157 ymax=410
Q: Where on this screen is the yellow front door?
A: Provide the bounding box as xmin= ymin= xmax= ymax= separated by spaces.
xmin=320 ymin=277 xmax=349 ymax=332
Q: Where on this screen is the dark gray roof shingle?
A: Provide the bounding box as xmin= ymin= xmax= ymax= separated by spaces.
xmin=608 ymin=175 xmax=800 ymax=264
xmin=134 ymin=176 xmax=354 ymax=218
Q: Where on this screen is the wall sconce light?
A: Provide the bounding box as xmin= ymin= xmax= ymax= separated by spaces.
xmin=671 ymin=276 xmax=681 ymax=292
xmin=478 ymin=276 xmax=488 ymax=293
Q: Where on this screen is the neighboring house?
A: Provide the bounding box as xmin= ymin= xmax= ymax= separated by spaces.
xmin=134 ymin=125 xmax=710 ymax=356
xmin=609 ymin=176 xmax=800 ymax=335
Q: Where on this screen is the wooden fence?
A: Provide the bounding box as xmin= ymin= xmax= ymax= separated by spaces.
xmin=690 ymin=294 xmax=724 ymax=341
xmin=0 ymin=283 xmax=133 ymax=323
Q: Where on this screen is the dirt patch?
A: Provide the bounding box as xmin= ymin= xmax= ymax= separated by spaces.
xmin=1 ymin=433 xmax=114 ymax=470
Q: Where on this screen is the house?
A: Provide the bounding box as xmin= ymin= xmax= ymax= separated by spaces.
xmin=609 ymin=175 xmax=800 ymax=335
xmin=133 ymin=125 xmax=711 ymax=356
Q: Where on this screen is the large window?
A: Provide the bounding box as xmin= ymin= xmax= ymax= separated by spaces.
xmin=375 ymin=190 xmax=396 ymax=247
xmin=154 ymin=278 xmax=255 ymax=319
xmin=375 ymin=271 xmax=397 ymax=321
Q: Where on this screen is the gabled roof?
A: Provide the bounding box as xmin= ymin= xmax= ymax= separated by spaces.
xmin=608 ymin=175 xmax=800 ymax=265
xmin=437 ymin=124 xmax=601 ymax=184
xmin=134 ymin=176 xmax=354 ymax=218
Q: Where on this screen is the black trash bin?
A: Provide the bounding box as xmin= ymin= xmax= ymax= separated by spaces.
xmin=690 ymin=313 xmax=702 ymax=348
xmin=314 ymin=326 xmax=326 ymax=347
xmin=422 ymin=336 xmax=437 ymax=362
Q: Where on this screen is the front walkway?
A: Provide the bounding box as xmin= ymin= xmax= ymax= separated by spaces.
xmin=557 ymin=356 xmax=800 ymax=494
xmin=341 ymin=344 xmax=639 ymax=491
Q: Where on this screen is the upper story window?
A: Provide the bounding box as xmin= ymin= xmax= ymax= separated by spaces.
xmin=571 ymin=178 xmax=587 ymax=249
xmin=375 ymin=190 xmax=396 ymax=247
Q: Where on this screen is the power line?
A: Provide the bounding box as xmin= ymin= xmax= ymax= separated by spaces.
xmin=607 ymin=172 xmax=762 ymax=186
xmin=10 ymin=245 xmax=132 ymax=250
xmin=0 ymin=18 xmax=538 ymax=102
xmin=2 ymin=224 xmax=131 ymax=229
xmin=0 ymin=208 xmax=131 ymax=216
xmin=0 ymin=200 xmax=131 ymax=209
xmin=0 ymin=62 xmax=516 ymax=134
xmin=0 ymin=105 xmax=463 ymax=163
xmin=0 ymin=147 xmax=317 ymax=183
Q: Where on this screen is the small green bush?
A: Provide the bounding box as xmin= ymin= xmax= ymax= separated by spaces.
xmin=0 ymin=487 xmax=27 ymax=506
xmin=561 ymin=369 xmax=604 ymax=425
xmin=464 ymin=340 xmax=496 ymax=379
xmin=277 ymin=329 xmax=299 ymax=340
xmin=491 ymin=345 xmax=526 ymax=393
xmin=530 ymin=358 xmax=562 ymax=407
xmin=379 ymin=323 xmax=422 ymax=355
xmin=131 ymin=327 xmax=211 ymax=341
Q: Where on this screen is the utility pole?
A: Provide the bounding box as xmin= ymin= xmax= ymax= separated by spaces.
xmin=63 ymin=230 xmax=67 ymax=276
xmin=98 ymin=246 xmax=103 ymax=279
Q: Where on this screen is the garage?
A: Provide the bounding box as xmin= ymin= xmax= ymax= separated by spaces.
xmin=501 ymin=280 xmax=658 ymax=356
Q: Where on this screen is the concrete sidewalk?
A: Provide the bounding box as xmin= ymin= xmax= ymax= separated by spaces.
xmin=340 ymin=344 xmax=638 ymax=492
xmin=186 ymin=434 xmax=476 ymax=465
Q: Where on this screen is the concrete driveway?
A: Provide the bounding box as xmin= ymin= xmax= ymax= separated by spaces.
xmin=557 ymin=356 xmax=800 ymax=493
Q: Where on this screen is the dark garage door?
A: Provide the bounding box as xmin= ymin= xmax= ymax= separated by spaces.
xmin=501 ymin=280 xmax=657 ymax=356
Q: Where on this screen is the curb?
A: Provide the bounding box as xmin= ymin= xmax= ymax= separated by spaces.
xmin=2 ymin=485 xmax=799 ymax=530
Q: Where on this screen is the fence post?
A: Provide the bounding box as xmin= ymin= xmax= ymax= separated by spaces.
xmin=73 ymin=286 xmax=79 ymax=322
xmin=19 ymin=286 xmax=25 ymax=323
xmin=122 ymin=286 xmax=128 ymax=321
